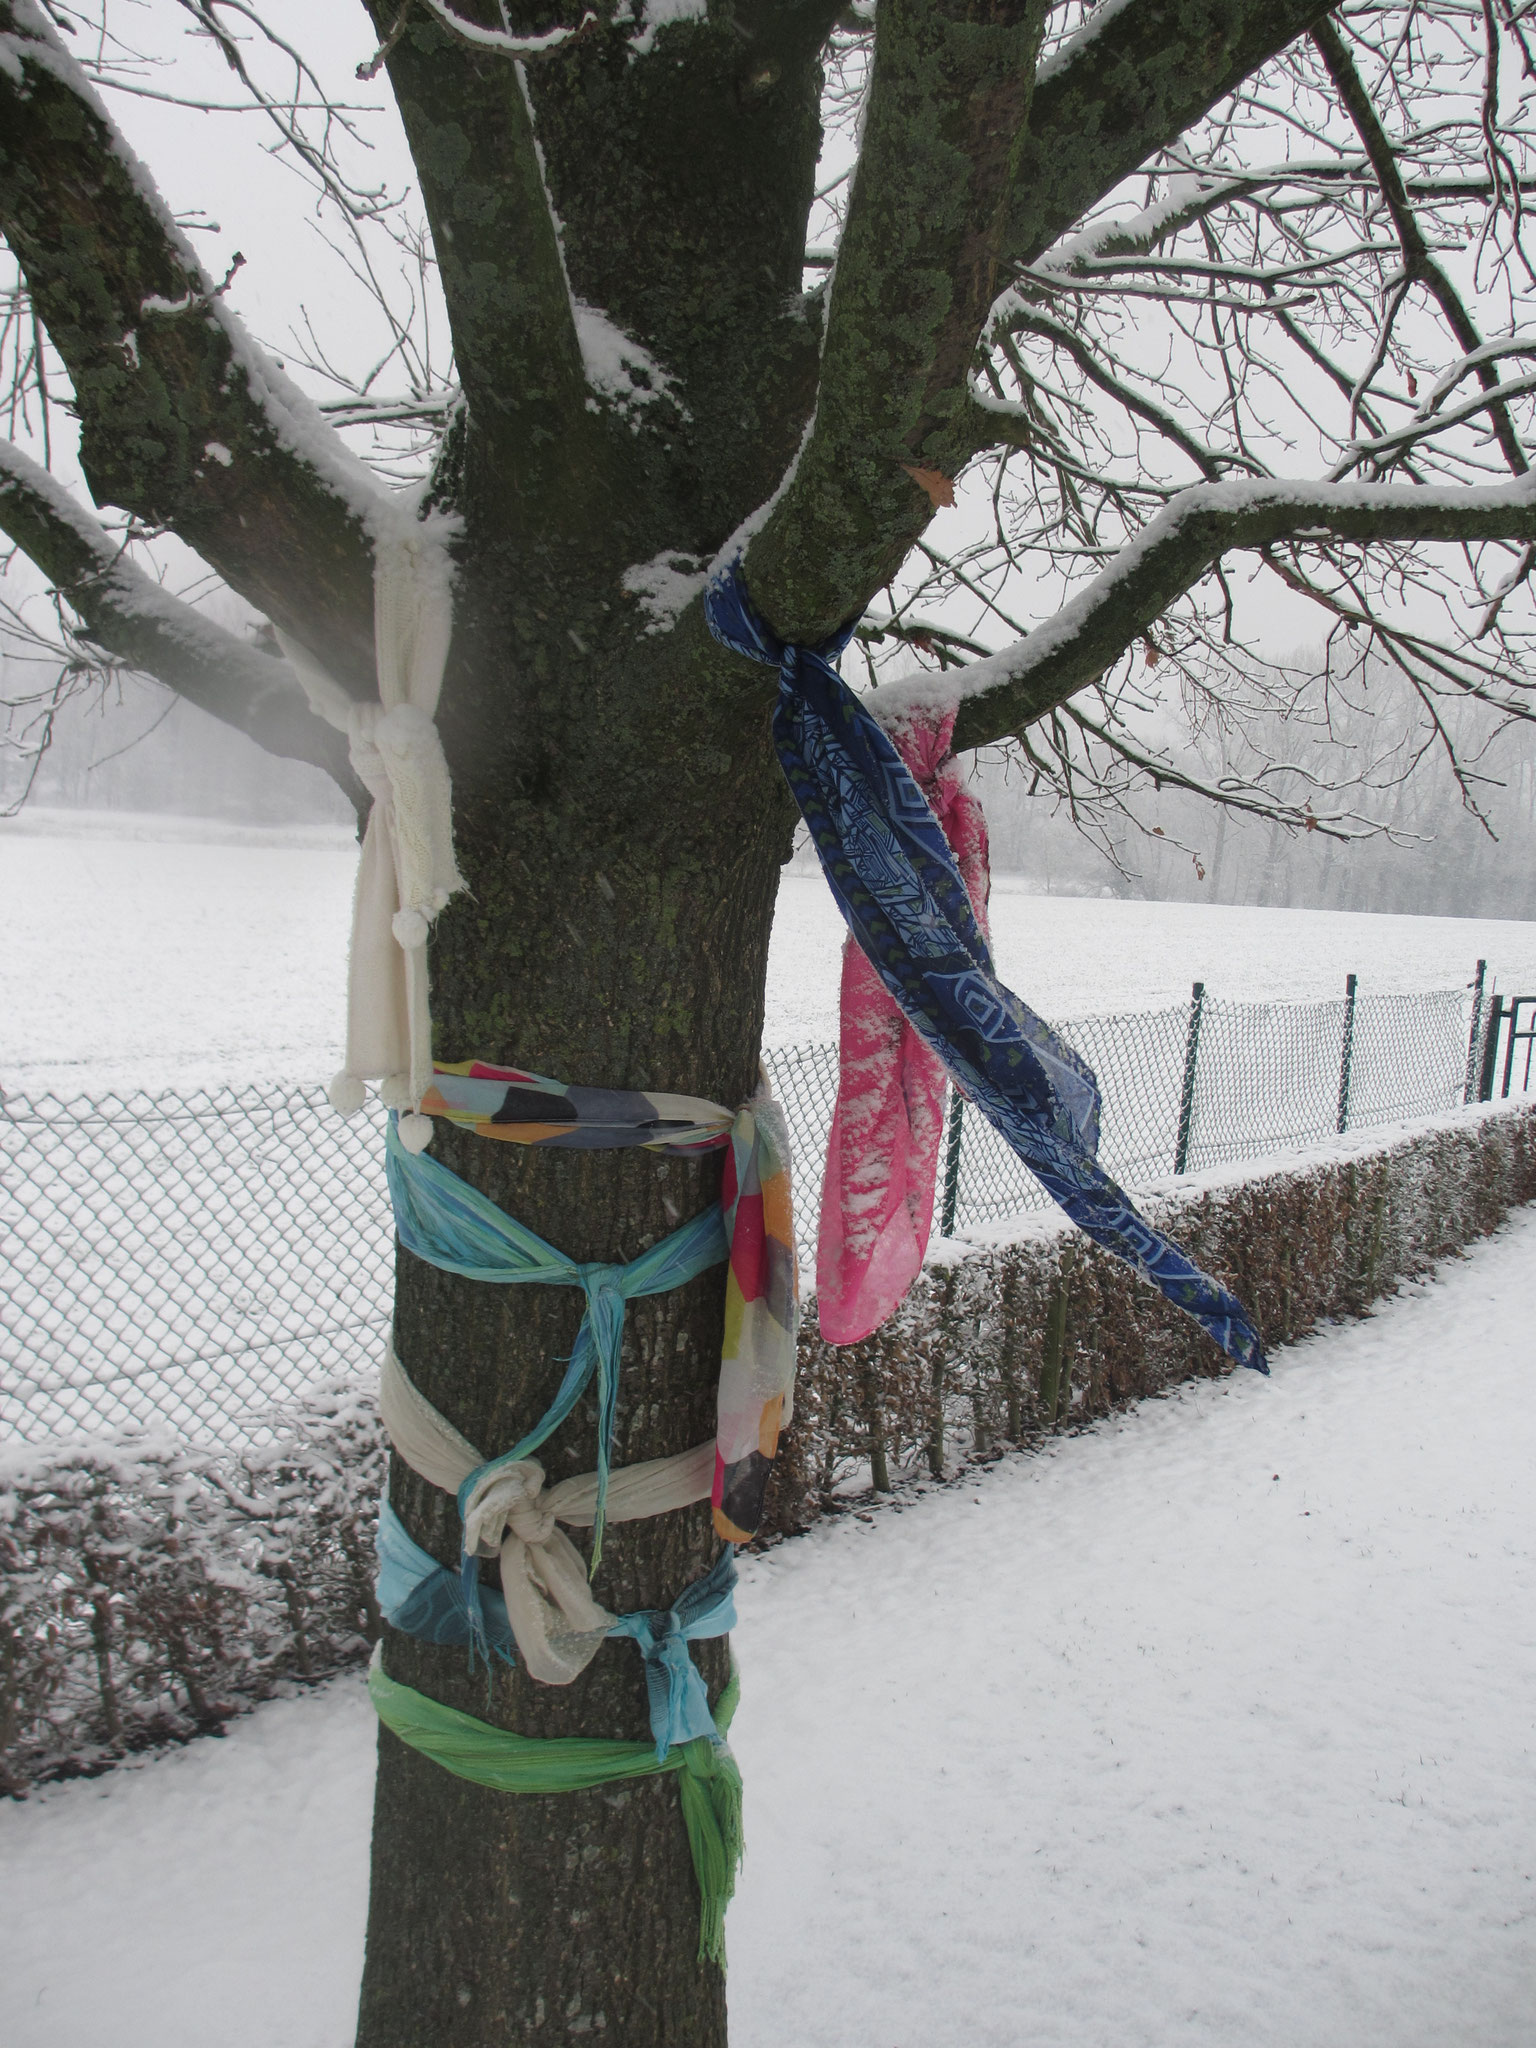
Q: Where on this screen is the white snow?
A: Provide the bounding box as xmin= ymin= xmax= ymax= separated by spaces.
xmin=1038 ymin=0 xmax=1142 ymax=84
xmin=762 ymin=870 xmax=1535 ymax=1048
xmin=621 ymin=549 xmax=708 ymax=633
xmin=627 ymin=0 xmax=709 ymax=59
xmin=714 ymin=412 xmax=818 ymax=582
xmin=4 ymin=1209 xmax=1535 ymax=2046
xmin=0 ymin=819 xmax=359 ymax=1098
xmin=415 ymin=0 xmax=594 ymax=57
xmin=573 ymin=302 xmax=682 ymax=425
xmin=139 ymin=290 xmax=198 ymax=317
xmin=4 ymin=821 xmax=1534 ymax=1097
xmin=1036 ymin=172 xmax=1234 ymax=279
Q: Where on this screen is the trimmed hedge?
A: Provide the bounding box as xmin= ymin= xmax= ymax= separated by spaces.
xmin=0 ymin=1382 xmax=382 ymax=1794
xmin=767 ymin=1103 xmax=1536 ymax=1533
xmin=4 ymin=1103 xmax=1533 ymax=1791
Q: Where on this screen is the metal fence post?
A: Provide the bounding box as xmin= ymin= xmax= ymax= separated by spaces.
xmin=1173 ymin=980 xmax=1205 ymax=1175
xmin=1464 ymin=958 xmax=1487 ymax=1105
xmin=939 ymin=1087 xmax=965 ymax=1236
xmin=1336 ymin=972 xmax=1358 ymax=1133
xmin=1478 ymin=994 xmax=1506 ymax=1101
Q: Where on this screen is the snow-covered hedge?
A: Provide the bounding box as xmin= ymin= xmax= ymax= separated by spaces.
xmin=766 ymin=1101 xmax=1536 ymax=1533
xmin=0 ymin=1382 xmax=383 ymax=1793
xmin=4 ymin=1102 xmax=1532 ymax=1790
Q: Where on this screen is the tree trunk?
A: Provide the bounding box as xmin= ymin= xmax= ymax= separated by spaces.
xmin=355 ymin=590 xmax=797 ymax=2045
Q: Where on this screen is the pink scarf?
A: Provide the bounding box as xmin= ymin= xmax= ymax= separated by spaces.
xmin=816 ymin=706 xmax=990 ymax=1344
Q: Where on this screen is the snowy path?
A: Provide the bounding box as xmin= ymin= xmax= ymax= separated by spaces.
xmin=4 ymin=1213 xmax=1535 ymax=2048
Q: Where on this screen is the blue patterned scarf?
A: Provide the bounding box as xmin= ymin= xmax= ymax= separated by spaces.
xmin=705 ymin=559 xmax=1265 ymax=1373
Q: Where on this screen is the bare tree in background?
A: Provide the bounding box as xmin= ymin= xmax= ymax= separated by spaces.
xmin=4 ymin=2 xmax=1536 ymax=2041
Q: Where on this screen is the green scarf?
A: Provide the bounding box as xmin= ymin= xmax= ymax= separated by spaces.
xmin=369 ymin=1650 xmax=744 ymax=1963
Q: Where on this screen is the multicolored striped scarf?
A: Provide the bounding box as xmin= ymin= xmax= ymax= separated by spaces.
xmin=422 ymin=1060 xmax=732 ymax=1153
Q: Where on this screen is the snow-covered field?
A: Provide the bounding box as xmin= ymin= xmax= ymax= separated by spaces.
xmin=4 ymin=815 xmax=1534 ymax=1097
xmin=4 ymin=1209 xmax=1533 ymax=2048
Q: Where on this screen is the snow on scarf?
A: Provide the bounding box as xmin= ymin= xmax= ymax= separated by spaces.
xmin=817 ymin=706 xmax=990 ymax=1343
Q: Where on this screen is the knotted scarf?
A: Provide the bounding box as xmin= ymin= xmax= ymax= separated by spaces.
xmin=369 ymin=1645 xmax=744 ymax=1963
xmin=278 ymin=532 xmax=462 ymax=1147
xmin=379 ymin=1336 xmax=717 ymax=1684
xmin=704 ymin=558 xmax=1265 ymax=1373
xmin=384 ymin=1114 xmax=728 ymax=1613
xmin=392 ymin=1069 xmax=799 ymax=1548
xmin=377 ymin=1489 xmax=737 ymax=1756
xmin=818 ymin=703 xmax=991 ymax=1343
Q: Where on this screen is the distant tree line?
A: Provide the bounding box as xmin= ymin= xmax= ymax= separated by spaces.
xmin=15 ymin=654 xmax=1534 ymax=922
xmin=973 ymin=657 xmax=1536 ymax=921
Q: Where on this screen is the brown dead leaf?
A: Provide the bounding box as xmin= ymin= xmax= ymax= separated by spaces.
xmin=901 ymin=464 xmax=956 ymax=509
xmin=1142 ymin=637 xmax=1161 ymax=667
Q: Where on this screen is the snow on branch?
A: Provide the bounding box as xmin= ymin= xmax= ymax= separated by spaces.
xmin=0 ymin=440 xmax=358 ymax=791
xmin=895 ymin=0 xmax=1536 ymax=825
xmin=0 ymin=0 xmax=398 ymax=684
xmin=870 ymin=474 xmax=1536 ymax=751
xmin=360 ymin=0 xmax=597 ymax=78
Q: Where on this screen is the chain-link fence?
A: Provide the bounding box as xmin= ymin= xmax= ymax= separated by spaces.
xmin=761 ymin=981 xmax=1490 ymax=1234
xmin=2 ymin=1090 xmax=393 ymax=1445
xmin=2 ymin=973 xmax=1516 ymax=1445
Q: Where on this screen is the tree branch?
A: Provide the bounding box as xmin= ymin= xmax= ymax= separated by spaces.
xmin=963 ymin=308 xmax=1261 ymax=476
xmin=0 ymin=439 xmax=361 ymax=803
xmin=744 ymin=0 xmax=1051 ymax=642
xmin=742 ymin=0 xmax=1337 ymax=645
xmin=0 ymin=0 xmax=379 ymax=690
xmin=365 ymin=0 xmax=598 ymax=509
xmin=1311 ymin=14 xmax=1529 ymax=478
xmin=860 ymin=474 xmax=1536 ymax=751
xmin=1003 ymin=0 xmax=1339 ymax=273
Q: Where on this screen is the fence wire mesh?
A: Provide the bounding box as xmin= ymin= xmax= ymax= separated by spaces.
xmin=0 ymin=978 xmax=1506 ymax=1445
xmin=2 ymin=1089 xmax=393 ymax=1445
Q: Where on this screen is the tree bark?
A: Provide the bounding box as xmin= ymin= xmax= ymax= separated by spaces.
xmin=354 ymin=574 xmax=797 ymax=2042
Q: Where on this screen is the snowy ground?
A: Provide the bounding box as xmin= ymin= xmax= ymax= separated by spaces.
xmin=4 ymin=1208 xmax=1533 ymax=2048
xmin=5 ymin=815 xmax=1534 ymax=1096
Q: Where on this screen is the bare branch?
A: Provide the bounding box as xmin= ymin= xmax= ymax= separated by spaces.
xmin=743 ymin=0 xmax=1338 ymax=646
xmin=0 ymin=438 xmax=360 ymax=797
xmin=1002 ymin=0 xmax=1339 ymax=272
xmin=1313 ymin=13 xmax=1529 ymax=475
xmin=866 ymin=472 xmax=1536 ymax=750
xmin=0 ymin=0 xmax=380 ymax=687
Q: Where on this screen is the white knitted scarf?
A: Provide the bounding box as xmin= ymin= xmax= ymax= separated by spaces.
xmin=279 ymin=533 xmax=462 ymax=1150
